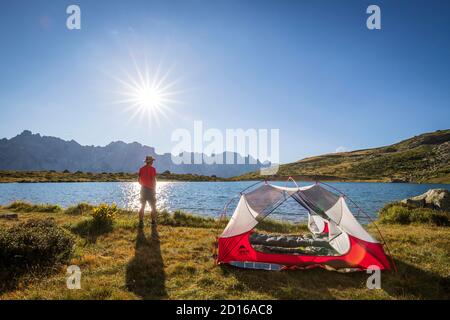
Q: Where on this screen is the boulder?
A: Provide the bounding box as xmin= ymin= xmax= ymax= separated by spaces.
xmin=401 ymin=189 xmax=450 ymax=211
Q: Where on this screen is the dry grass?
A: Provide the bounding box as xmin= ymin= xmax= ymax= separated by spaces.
xmin=0 ymin=205 xmax=449 ymax=300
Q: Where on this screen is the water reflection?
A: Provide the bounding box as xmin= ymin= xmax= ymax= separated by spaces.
xmin=118 ymin=181 xmax=182 ymax=212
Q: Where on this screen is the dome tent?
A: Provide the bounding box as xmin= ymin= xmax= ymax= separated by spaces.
xmin=217 ymin=180 xmax=393 ymax=272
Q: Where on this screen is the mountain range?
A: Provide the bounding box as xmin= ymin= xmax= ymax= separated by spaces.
xmin=0 ymin=131 xmax=264 ymax=178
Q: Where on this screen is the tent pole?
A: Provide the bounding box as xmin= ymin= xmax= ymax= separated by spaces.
xmin=287 ymin=176 xmax=300 ymax=189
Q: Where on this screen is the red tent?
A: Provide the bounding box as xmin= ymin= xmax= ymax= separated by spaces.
xmin=217 ymin=181 xmax=393 ymax=272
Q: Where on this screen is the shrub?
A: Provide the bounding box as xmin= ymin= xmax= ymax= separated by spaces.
xmin=378 ymin=202 xmax=449 ymax=226
xmin=384 ymin=146 xmax=397 ymax=153
xmin=0 ymin=219 xmax=74 ymax=274
xmin=65 ymin=202 xmax=94 ymax=215
xmin=91 ymin=203 xmax=118 ymax=228
xmin=6 ymin=201 xmax=62 ymax=213
xmin=69 ymin=204 xmax=117 ymax=243
xmin=69 ymin=219 xmax=112 ymax=243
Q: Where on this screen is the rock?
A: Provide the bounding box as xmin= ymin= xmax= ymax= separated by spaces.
xmin=401 ymin=189 xmax=450 ymax=211
xmin=0 ymin=213 xmax=18 ymax=220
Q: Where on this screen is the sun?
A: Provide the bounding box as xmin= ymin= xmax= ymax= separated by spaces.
xmin=134 ymin=85 xmax=164 ymax=111
xmin=110 ymin=58 xmax=181 ymax=126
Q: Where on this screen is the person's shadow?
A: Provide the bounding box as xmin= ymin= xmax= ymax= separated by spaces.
xmin=126 ymin=223 xmax=167 ymax=299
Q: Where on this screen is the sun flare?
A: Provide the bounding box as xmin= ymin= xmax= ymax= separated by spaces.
xmin=110 ymin=58 xmax=181 ymax=126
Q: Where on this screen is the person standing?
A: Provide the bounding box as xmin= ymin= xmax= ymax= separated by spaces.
xmin=138 ymin=156 xmax=157 ymax=226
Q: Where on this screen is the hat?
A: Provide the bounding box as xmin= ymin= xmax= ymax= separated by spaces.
xmin=144 ymin=156 xmax=155 ymax=163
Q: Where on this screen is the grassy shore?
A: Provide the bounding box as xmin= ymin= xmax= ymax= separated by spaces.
xmin=0 ymin=202 xmax=449 ymax=300
xmin=0 ymin=170 xmax=228 ymax=183
xmin=2 ymin=169 xmax=449 ymax=184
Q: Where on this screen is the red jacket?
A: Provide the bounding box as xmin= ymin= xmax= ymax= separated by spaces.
xmin=139 ymin=165 xmax=156 ymax=189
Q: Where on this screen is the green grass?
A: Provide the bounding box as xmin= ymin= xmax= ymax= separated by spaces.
xmin=378 ymin=202 xmax=449 ymax=226
xmin=64 ymin=202 xmax=94 ymax=215
xmin=0 ymin=202 xmax=448 ymax=300
xmin=5 ymin=201 xmax=62 ymax=213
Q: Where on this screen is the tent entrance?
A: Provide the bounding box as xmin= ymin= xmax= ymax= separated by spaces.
xmin=267 ymin=195 xmax=310 ymax=222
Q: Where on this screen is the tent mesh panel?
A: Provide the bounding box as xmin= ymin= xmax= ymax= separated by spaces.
xmin=244 ymin=184 xmax=294 ymax=220
xmin=292 ymin=184 xmax=340 ymax=216
xmin=243 ymin=184 xmax=341 ymax=222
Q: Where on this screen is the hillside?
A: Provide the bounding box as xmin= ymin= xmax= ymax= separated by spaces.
xmin=0 ymin=131 xmax=263 ymax=178
xmin=236 ymin=129 xmax=450 ymax=183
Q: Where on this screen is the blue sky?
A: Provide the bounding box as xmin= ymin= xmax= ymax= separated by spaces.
xmin=0 ymin=0 xmax=449 ymax=163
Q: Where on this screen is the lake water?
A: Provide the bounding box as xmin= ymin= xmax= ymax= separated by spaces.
xmin=0 ymin=181 xmax=448 ymax=223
